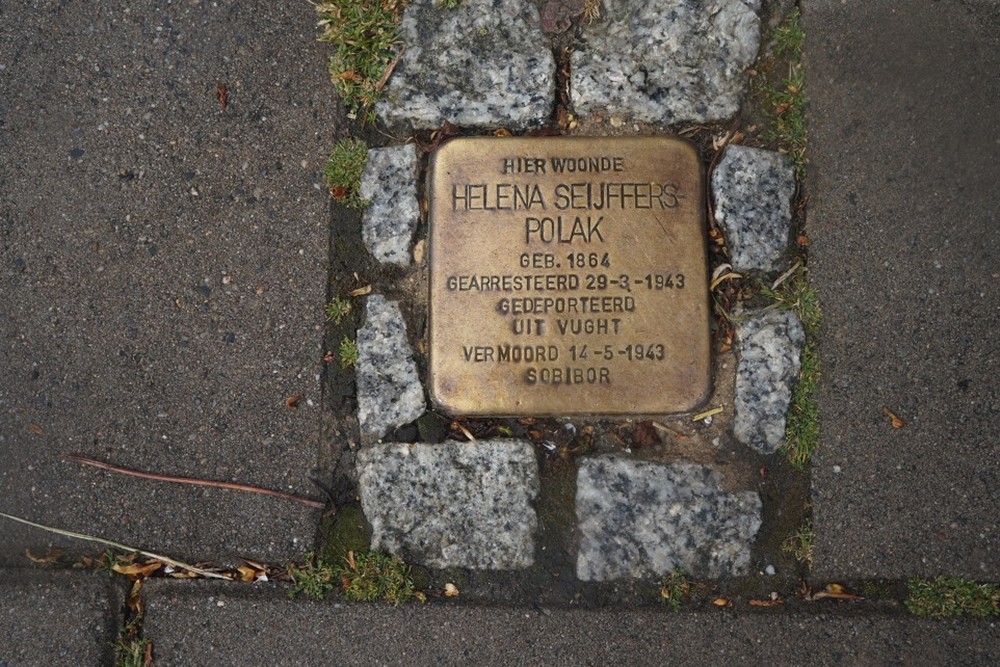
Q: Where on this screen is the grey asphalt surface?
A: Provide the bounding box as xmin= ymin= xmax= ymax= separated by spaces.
xmin=4 ymin=0 xmax=1000 ymax=664
xmin=0 ymin=1 xmax=338 ymax=564
xmin=805 ymin=0 xmax=1000 ymax=579
xmin=142 ymin=580 xmax=1000 ymax=666
xmin=0 ymin=569 xmax=123 ymax=666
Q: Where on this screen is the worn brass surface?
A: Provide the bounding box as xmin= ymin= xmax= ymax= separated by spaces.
xmin=428 ymin=136 xmax=709 ymax=416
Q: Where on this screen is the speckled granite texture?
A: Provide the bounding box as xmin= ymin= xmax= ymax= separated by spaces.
xmin=734 ymin=310 xmax=805 ymax=454
xmin=356 ymin=295 xmax=426 ymax=439
xmin=712 ymin=145 xmax=797 ymax=272
xmin=572 ymin=0 xmax=761 ymax=123
xmin=575 ymin=456 xmax=762 ymax=580
xmin=359 ymin=144 xmax=419 ymax=265
xmin=356 ymin=440 xmax=539 ymax=569
xmin=376 ymin=0 xmax=555 ymax=130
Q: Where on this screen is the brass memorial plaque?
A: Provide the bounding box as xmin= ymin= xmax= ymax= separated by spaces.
xmin=428 ymin=136 xmax=709 ymax=415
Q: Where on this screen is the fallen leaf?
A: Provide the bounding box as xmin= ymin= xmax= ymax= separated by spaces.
xmin=444 ymin=582 xmax=460 ymax=597
xmin=323 ymin=351 xmax=335 ymax=364
xmin=25 ymin=547 xmax=63 ymax=565
xmin=882 ymin=407 xmax=905 ymax=429
xmin=216 ymin=84 xmax=228 ymax=110
xmin=712 ymin=597 xmax=732 ymax=607
xmin=236 ymin=565 xmax=258 ymax=582
xmin=330 ymin=185 xmax=347 ymax=199
xmin=802 ymin=582 xmax=863 ymax=601
xmin=27 ymin=423 xmax=44 ymax=435
xmin=749 ymin=595 xmax=784 ymax=607
xmin=335 ymin=68 xmax=361 ymax=82
xmin=113 ymin=560 xmax=163 ymax=579
xmin=348 ymin=285 xmax=372 ymax=297
xmin=631 ymin=421 xmax=661 ymax=448
xmin=128 ymin=578 xmax=143 ymax=614
xmin=285 ymin=395 xmax=302 ymax=410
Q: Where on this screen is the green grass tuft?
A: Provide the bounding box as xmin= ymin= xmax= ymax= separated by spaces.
xmin=324 ymin=138 xmax=369 ymax=209
xmin=906 ymin=577 xmax=1000 ymax=618
xmin=287 ymin=552 xmax=339 ymax=599
xmin=773 ymin=7 xmax=804 ymax=59
xmin=781 ymin=518 xmax=814 ymax=569
xmin=337 ymin=551 xmax=418 ymax=605
xmin=315 ymin=0 xmax=408 ymax=121
xmin=325 ymin=296 xmax=353 ymax=324
xmin=658 ymin=570 xmax=691 ymax=611
xmin=339 ymin=336 xmax=359 ymax=368
xmin=765 ymin=8 xmax=807 ymax=173
xmin=764 ymin=269 xmax=822 ymax=469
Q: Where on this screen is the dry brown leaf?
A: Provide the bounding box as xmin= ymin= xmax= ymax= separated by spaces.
xmin=330 ymin=185 xmax=347 ymax=199
xmin=883 ymin=406 xmax=905 ymax=429
xmin=236 ymin=565 xmax=257 ymax=582
xmin=113 ymin=560 xmax=163 ymax=579
xmin=348 ymin=285 xmax=372 ymax=297
xmin=128 ymin=578 xmax=143 ymax=614
xmin=712 ymin=597 xmax=732 ymax=607
xmin=631 ymin=421 xmax=661 ymax=448
xmin=444 ymin=582 xmax=460 ymax=598
xmin=25 ymin=548 xmax=63 ymax=565
xmin=748 ymin=595 xmax=784 ymax=607
xmin=285 ymin=395 xmax=302 ymax=410
xmin=27 ymin=423 xmax=44 ymax=435
xmin=216 ymin=84 xmax=228 ymax=110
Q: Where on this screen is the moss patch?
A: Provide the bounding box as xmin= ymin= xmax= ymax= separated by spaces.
xmin=319 ymin=505 xmax=372 ymax=565
xmin=906 ymin=577 xmax=1000 ymax=618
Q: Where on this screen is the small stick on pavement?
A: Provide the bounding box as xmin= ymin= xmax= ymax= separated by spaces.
xmin=64 ymin=454 xmax=325 ymax=510
xmin=0 ymin=512 xmax=230 ymax=579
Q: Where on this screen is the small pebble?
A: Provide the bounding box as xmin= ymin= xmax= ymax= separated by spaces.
xmin=764 ymin=565 xmax=776 ymax=576
xmin=833 ymin=465 xmax=842 ymax=474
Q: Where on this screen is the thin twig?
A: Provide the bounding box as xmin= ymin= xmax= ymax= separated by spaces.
xmin=0 ymin=512 xmax=230 ymax=579
xmin=65 ymin=454 xmax=325 ymax=510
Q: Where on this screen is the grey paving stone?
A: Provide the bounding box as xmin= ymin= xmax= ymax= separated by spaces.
xmin=376 ymin=0 xmax=556 ymax=130
xmin=0 ymin=569 xmax=123 ymax=667
xmin=733 ymin=310 xmax=805 ymax=455
xmin=712 ymin=145 xmax=797 ymax=273
xmin=573 ymin=0 xmax=761 ymax=124
xmin=806 ymin=0 xmax=1000 ymax=579
xmin=575 ymin=456 xmax=761 ymax=580
xmin=143 ymin=580 xmax=1000 ymax=666
xmin=359 ymin=144 xmax=420 ymax=266
xmin=0 ymin=0 xmax=332 ymax=565
xmin=356 ymin=440 xmax=538 ymax=569
xmin=356 ymin=295 xmax=426 ymax=439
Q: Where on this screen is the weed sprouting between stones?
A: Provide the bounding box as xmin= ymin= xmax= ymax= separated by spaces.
xmin=288 ymin=551 xmax=419 ymax=605
xmin=325 ymin=296 xmax=353 ymax=324
xmin=287 ymin=551 xmax=339 ymax=599
xmin=115 ymin=618 xmax=149 ymax=667
xmin=339 ymin=336 xmax=359 ymax=368
xmin=762 ymin=268 xmax=821 ymax=470
xmin=338 ymin=551 xmax=420 ymax=605
xmin=658 ymin=570 xmax=692 ymax=611
xmin=324 ymin=138 xmax=369 ymax=209
xmin=906 ymin=577 xmax=1000 ymax=618
xmin=781 ymin=518 xmax=814 ymax=569
xmin=315 ymin=0 xmax=408 ymax=121
xmin=764 ymin=8 xmax=807 ymax=173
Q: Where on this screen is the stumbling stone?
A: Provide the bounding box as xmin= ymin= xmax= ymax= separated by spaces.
xmin=733 ymin=309 xmax=805 ymax=454
xmin=359 ymin=144 xmax=419 ymax=266
xmin=572 ymin=0 xmax=761 ymax=124
xmin=712 ymin=145 xmax=797 ymax=272
xmin=356 ymin=295 xmax=426 ymax=439
xmin=356 ymin=440 xmax=539 ymax=569
xmin=376 ymin=0 xmax=556 ymax=130
xmin=575 ymin=456 xmax=762 ymax=580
